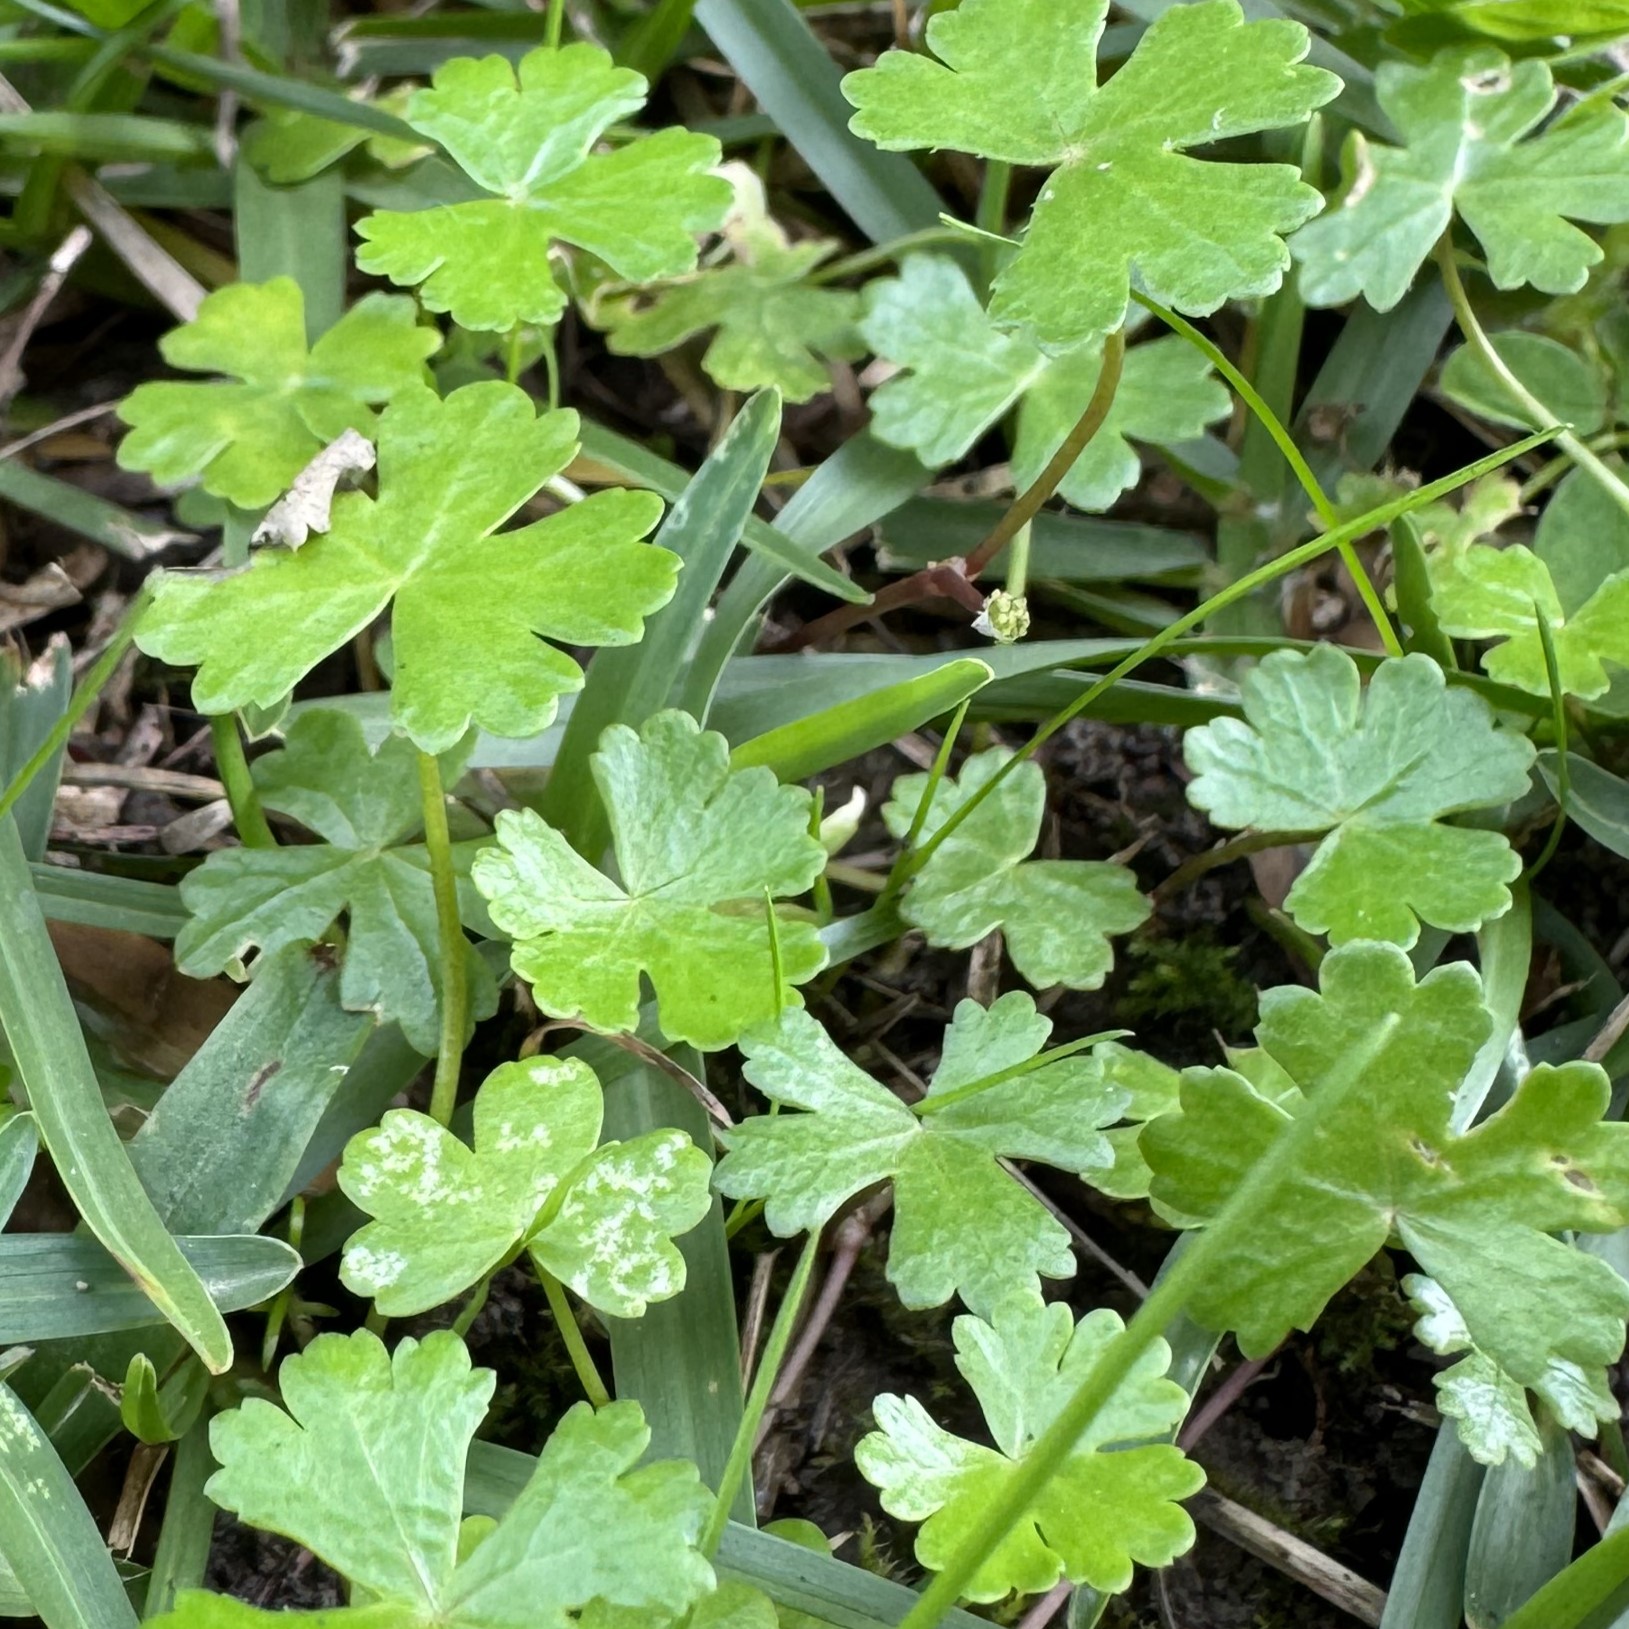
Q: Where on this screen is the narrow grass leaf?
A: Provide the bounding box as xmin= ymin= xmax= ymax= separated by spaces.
xmin=0 ymin=817 xmax=231 ymax=1372
xmin=0 ymin=1114 xmax=36 ymax=1230
xmin=692 ymin=0 xmax=944 ymax=245
xmin=0 ymin=1382 xmax=137 ymax=1629
xmin=729 ymin=658 xmax=992 ymax=783
xmin=1379 ymin=1425 xmax=1485 ymax=1629
xmin=0 ymin=459 xmax=185 ymax=561
xmin=548 ymin=390 xmax=782 ymax=853
xmin=29 ymin=867 xmax=187 ymax=939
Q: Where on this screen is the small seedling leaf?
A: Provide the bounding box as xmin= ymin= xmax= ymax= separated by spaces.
xmin=883 ymin=747 xmax=1151 ymax=988
xmin=137 ymin=382 xmax=679 ymax=752
xmin=844 ymin=0 xmax=1338 ymax=348
xmin=473 ymin=711 xmax=827 ymax=1050
xmin=356 ymin=45 xmax=732 ymax=332
xmin=1427 ymin=539 xmax=1629 ymax=700
xmin=1183 ymin=646 xmax=1533 ymax=945
xmin=116 ymin=279 xmax=437 ymax=509
xmin=1294 ymin=46 xmax=1629 ymax=311
xmin=714 ymin=994 xmax=1130 ymax=1314
xmin=602 ymin=167 xmax=864 ymax=404
xmin=856 ymin=1293 xmax=1202 ymax=1600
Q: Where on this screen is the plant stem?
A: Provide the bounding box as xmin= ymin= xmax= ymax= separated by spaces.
xmin=1434 ymin=237 xmax=1629 ymax=520
xmin=209 ymin=713 xmax=276 ymax=848
xmin=1133 ymin=292 xmax=1403 ymax=659
xmin=416 ymin=749 xmax=468 ymax=1129
xmin=545 ymin=0 xmax=564 ymax=48
xmin=808 ymin=225 xmax=981 ymax=286
xmin=700 ymin=1230 xmax=821 ymax=1558
xmin=1525 ymin=600 xmax=1569 ymax=882
xmin=1151 ymin=828 xmax=1324 ymax=905
xmin=964 ymin=327 xmax=1126 ymax=581
xmin=504 ymin=323 xmax=523 ymax=385
xmin=973 ymin=160 xmax=1011 ymax=295
xmin=895 ymin=1014 xmax=1402 ymax=1629
xmin=902 ymin=428 xmax=1557 ymax=881
xmin=913 ymin=1028 xmax=1128 ymax=1117
xmin=1005 ymin=520 xmax=1032 ymax=603
xmin=876 ymin=697 xmax=971 ymax=912
xmin=538 ymin=1267 xmax=610 ymax=1407
xmin=0 ymin=582 xmax=152 ymax=825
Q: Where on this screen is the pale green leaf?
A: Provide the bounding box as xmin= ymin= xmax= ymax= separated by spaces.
xmin=172 ymin=708 xmax=494 ymax=1056
xmin=1439 ymin=333 xmax=1606 ymax=436
xmin=1427 ymin=538 xmax=1629 ymax=699
xmin=883 ymin=747 xmax=1150 ymax=988
xmin=136 ymin=382 xmax=678 ymax=752
xmin=1142 ymin=941 xmax=1629 ymax=1371
xmin=1294 ymin=47 xmax=1629 ymax=311
xmin=602 ymin=167 xmax=863 ymax=403
xmin=856 ymin=1294 xmax=1202 ymax=1601
xmin=355 ymin=46 xmax=732 ymax=332
xmin=1534 ymin=465 xmax=1629 ymax=618
xmin=1405 ymin=1273 xmax=1618 ymax=1469
xmin=843 ymin=0 xmax=1338 ymax=348
xmin=714 ymin=994 xmax=1128 ymax=1313
xmin=860 ymin=255 xmax=1228 ymax=510
xmin=177 ymin=1328 xmax=713 ymax=1628
xmin=1183 ymin=646 xmax=1532 ymax=945
xmin=338 ymin=1054 xmax=711 ymax=1317
xmin=116 ymin=278 xmax=437 ymax=509
xmin=472 ymin=711 xmax=827 ymax=1050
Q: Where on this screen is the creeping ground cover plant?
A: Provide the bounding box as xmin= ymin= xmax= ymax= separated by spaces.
xmin=11 ymin=0 xmax=1629 ymax=1626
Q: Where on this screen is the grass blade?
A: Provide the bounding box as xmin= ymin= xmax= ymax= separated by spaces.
xmin=0 ymin=1381 xmax=137 ymax=1629
xmin=0 ymin=1233 xmax=300 ymax=1344
xmin=1380 ymin=1425 xmax=1485 ymax=1629
xmin=128 ymin=943 xmax=380 ymax=1234
xmin=730 ymin=656 xmax=992 ymax=782
xmin=577 ymin=417 xmax=868 ymax=605
xmin=0 ymin=1113 xmax=37 ymax=1229
xmin=689 ymin=432 xmax=926 ymax=715
xmin=547 ymin=390 xmax=782 ymax=852
xmin=0 ymin=815 xmax=231 ymax=1372
xmin=1 ymin=641 xmax=70 ymax=861
xmin=1498 ymin=1525 xmax=1629 ymax=1629
xmin=691 ymin=0 xmax=944 ymax=243
xmin=0 ymin=458 xmax=186 ymax=561
xmin=30 ymin=866 xmax=188 ymax=939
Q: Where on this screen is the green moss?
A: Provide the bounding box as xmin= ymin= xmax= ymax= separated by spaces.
xmin=1119 ymin=930 xmax=1259 ymax=1040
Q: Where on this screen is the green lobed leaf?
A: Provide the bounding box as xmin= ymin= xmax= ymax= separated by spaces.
xmin=843 ymin=0 xmax=1339 ymax=349
xmin=713 ymin=994 xmax=1131 ymax=1314
xmin=1405 ymin=1273 xmax=1618 ymax=1469
xmin=171 ymin=710 xmax=496 ymax=1056
xmin=1183 ymin=646 xmax=1533 ymax=946
xmin=1294 ymin=47 xmax=1629 ymax=312
xmin=883 ymin=747 xmax=1151 ymax=989
xmin=355 ymin=45 xmax=732 ymax=332
xmin=1142 ymin=941 xmax=1629 ymax=1373
xmin=116 ymin=279 xmax=438 ymax=510
xmin=860 ymin=255 xmax=1229 ymax=511
xmin=136 ymin=382 xmax=679 ymax=753
xmin=473 ymin=711 xmax=827 ymax=1050
xmin=601 ymin=167 xmax=863 ymax=404
xmin=855 ymin=1293 xmax=1202 ymax=1602
xmin=1427 ymin=537 xmax=1629 ymax=700
xmin=165 ymin=1329 xmax=714 ymax=1628
xmin=338 ymin=1053 xmax=711 ymax=1318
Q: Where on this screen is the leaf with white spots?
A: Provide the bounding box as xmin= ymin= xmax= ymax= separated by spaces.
xmin=1405 ymin=1273 xmax=1619 ymax=1468
xmin=338 ymin=1055 xmax=712 ymax=1317
xmin=153 ymin=1328 xmax=715 ymax=1628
